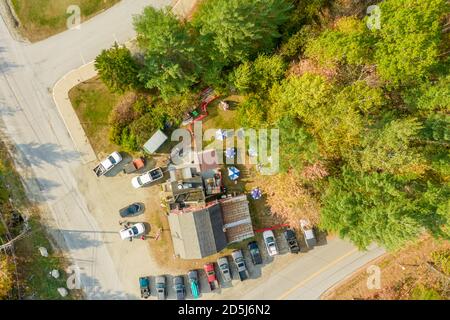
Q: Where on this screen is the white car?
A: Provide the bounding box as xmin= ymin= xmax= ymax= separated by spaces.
xmin=263 ymin=230 xmax=278 ymax=256
xmin=131 ymin=167 xmax=164 ymax=189
xmin=119 ymin=223 xmax=146 ymax=241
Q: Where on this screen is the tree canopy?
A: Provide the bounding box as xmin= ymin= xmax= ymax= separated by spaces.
xmin=134 ymin=7 xmax=200 ymax=100
xmin=95 ymin=43 xmax=139 ymax=93
xmin=192 ymin=0 xmax=293 ymax=64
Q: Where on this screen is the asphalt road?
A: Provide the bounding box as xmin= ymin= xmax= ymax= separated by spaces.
xmin=0 ymin=0 xmax=171 ymax=300
xmin=0 ymin=0 xmax=385 ymax=300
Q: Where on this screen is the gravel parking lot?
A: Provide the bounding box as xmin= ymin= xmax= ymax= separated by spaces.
xmin=73 ymin=155 xmax=320 ymax=299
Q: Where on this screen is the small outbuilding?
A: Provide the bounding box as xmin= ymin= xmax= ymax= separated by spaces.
xmin=143 ymin=130 xmax=168 ymax=154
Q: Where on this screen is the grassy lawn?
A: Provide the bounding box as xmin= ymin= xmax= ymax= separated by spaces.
xmin=0 ymin=139 xmax=80 ymax=299
xmin=69 ymin=77 xmax=120 ymax=155
xmin=11 ymin=0 xmax=120 ymax=42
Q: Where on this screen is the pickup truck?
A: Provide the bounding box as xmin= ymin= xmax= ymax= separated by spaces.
xmin=173 ymin=276 xmax=186 ymax=300
xmin=217 ymin=256 xmax=232 ymax=282
xmin=93 ymin=151 xmax=122 ymax=177
xmin=203 ymin=263 xmax=219 ymax=291
xmin=284 ymin=228 xmax=300 ymax=254
xmin=300 ymin=219 xmax=317 ymax=249
xmin=131 ymin=167 xmax=164 ymax=189
xmin=231 ymin=250 xmax=249 ymax=281
xmin=187 ymin=270 xmax=200 ymax=299
xmin=139 ymin=276 xmax=150 ymax=299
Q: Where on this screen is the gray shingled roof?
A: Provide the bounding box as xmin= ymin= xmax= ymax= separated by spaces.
xmin=168 ymin=203 xmax=227 ymax=259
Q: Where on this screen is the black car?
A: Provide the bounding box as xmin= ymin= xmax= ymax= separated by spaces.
xmin=247 ymin=241 xmax=263 ymax=265
xmin=119 ymin=203 xmax=144 ymax=218
xmin=284 ymin=229 xmax=300 ymax=254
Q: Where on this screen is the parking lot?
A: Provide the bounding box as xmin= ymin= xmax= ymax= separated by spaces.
xmin=72 ymin=151 xmax=327 ymax=299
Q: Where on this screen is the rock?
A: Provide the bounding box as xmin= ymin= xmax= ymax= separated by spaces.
xmin=57 ymin=287 xmax=68 ymax=297
xmin=50 ymin=269 xmax=60 ymax=279
xmin=38 ymin=247 xmax=48 ymax=257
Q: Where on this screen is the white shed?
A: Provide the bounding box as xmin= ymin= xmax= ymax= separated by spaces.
xmin=143 ymin=130 xmax=168 ymax=154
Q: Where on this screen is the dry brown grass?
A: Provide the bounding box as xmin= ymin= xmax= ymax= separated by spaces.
xmin=323 ymin=236 xmax=450 ymax=300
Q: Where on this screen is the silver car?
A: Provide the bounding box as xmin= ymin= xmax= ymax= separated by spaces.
xmin=217 ymin=256 xmax=232 ymax=282
xmin=155 ymin=275 xmax=166 ymax=300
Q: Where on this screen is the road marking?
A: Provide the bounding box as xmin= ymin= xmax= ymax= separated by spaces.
xmin=277 ymin=247 xmax=359 ymax=300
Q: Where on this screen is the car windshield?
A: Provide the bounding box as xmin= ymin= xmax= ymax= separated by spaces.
xmin=108 ymin=156 xmax=116 ymax=164
xmin=131 ymin=226 xmax=139 ymax=235
xmin=136 ymin=177 xmax=143 ymax=186
xmin=238 ymin=262 xmax=244 ymax=268
xmin=207 ymin=270 xmax=214 ymax=276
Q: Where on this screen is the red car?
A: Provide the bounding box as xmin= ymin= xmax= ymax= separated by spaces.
xmin=203 ymin=263 xmax=219 ymax=291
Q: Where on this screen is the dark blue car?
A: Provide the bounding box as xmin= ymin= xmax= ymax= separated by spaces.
xmin=119 ymin=203 xmax=144 ymax=218
xmin=247 ymin=241 xmax=263 ymax=265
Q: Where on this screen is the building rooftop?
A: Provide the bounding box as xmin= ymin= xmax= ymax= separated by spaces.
xmin=220 ymin=195 xmax=255 ymax=243
xmin=168 ymin=203 xmax=227 ymax=259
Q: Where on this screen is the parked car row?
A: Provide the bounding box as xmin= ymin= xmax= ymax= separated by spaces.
xmin=139 ymin=227 xmax=317 ymax=299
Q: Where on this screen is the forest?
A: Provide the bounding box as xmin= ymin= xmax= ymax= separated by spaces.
xmin=94 ymin=0 xmax=450 ymax=251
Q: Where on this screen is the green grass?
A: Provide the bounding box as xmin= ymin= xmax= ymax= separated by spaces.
xmin=11 ymin=0 xmax=120 ymax=42
xmin=69 ymin=77 xmax=120 ymax=155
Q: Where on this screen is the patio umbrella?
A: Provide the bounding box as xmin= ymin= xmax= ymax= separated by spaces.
xmin=228 ymin=166 xmax=240 ymax=181
xmin=251 ymin=187 xmax=262 ymax=200
xmin=225 ymin=148 xmax=236 ymax=158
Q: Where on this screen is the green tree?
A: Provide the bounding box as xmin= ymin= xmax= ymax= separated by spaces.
xmin=130 ymin=110 xmax=166 ymax=146
xmin=193 ymin=0 xmax=293 ymax=64
xmin=237 ymin=95 xmax=267 ymax=128
xmin=374 ymin=0 xmax=449 ymax=86
xmin=278 ymin=115 xmax=320 ymax=172
xmin=305 ymin=17 xmax=373 ymax=67
xmin=95 ymin=43 xmax=139 ymax=93
xmin=357 ymin=118 xmax=426 ymax=176
xmin=403 ymin=75 xmax=450 ymax=113
xmin=321 ymin=169 xmax=449 ymax=250
xmin=271 ymin=74 xmax=365 ymax=158
xmin=231 ymin=54 xmax=287 ymax=94
xmin=421 ymin=114 xmax=450 ymax=142
xmin=279 ymin=25 xmax=316 ymax=60
xmin=134 ymin=7 xmax=199 ymax=100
